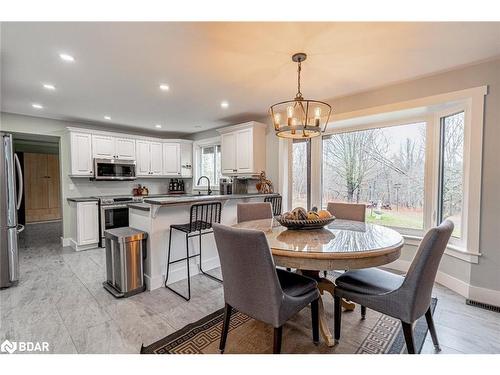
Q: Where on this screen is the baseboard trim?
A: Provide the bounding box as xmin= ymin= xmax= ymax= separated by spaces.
xmin=385 ymin=259 xmax=500 ymax=307
xmin=469 ymin=285 xmax=500 ymax=308
xmin=68 ymin=238 xmax=99 ymax=252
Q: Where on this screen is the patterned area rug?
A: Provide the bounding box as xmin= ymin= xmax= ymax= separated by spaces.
xmin=141 ymin=298 xmax=436 ymax=354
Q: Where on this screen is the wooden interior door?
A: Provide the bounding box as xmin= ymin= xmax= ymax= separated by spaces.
xmin=24 ymin=153 xmax=62 ymax=222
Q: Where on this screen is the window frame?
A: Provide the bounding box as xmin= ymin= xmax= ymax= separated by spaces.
xmin=433 ymin=106 xmax=470 ymax=250
xmin=278 ymin=86 xmax=486 ymax=261
xmin=193 ymin=136 xmax=221 ymax=191
xmin=290 ymin=138 xmax=312 ymax=210
xmin=320 ymin=116 xmax=432 ymax=237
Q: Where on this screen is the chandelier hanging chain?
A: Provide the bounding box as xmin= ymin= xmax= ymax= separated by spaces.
xmin=296 ymin=60 xmax=302 ymax=98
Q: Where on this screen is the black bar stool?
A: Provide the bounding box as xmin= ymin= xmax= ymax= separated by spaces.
xmin=264 ymin=195 xmax=282 ymax=217
xmin=164 ymin=202 xmax=222 ymax=301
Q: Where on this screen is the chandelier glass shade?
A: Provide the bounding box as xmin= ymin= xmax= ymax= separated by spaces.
xmin=269 ymin=53 xmax=332 ymax=139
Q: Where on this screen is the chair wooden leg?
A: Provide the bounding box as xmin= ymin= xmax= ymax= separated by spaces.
xmin=361 ymin=305 xmax=367 ymax=320
xmin=401 ymin=321 xmax=416 ymax=354
xmin=334 ymin=295 xmax=341 ymax=343
xmin=425 ymin=307 xmax=441 ymax=351
xmin=219 ymin=303 xmax=232 ymax=353
xmin=273 ymin=326 xmax=283 ymax=354
xmin=311 ymin=298 xmax=319 ymax=344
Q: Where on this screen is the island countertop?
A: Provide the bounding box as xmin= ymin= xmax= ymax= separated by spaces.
xmin=142 ymin=193 xmax=280 ymax=206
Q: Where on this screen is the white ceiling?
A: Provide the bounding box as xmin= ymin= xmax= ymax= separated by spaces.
xmin=2 ymin=22 xmax=500 ymax=135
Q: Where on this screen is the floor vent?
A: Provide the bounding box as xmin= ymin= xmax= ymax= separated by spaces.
xmin=466 ymin=299 xmax=500 ymax=313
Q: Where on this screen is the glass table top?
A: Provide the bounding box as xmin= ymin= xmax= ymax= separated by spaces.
xmin=233 ymin=218 xmax=404 ymax=255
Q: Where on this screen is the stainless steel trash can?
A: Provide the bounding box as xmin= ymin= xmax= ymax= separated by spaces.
xmin=103 ymin=227 xmax=147 ymax=298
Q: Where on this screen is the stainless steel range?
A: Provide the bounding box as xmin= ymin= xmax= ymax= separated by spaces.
xmin=97 ymin=195 xmax=143 ymax=247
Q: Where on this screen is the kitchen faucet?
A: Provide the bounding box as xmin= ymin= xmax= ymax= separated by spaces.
xmin=197 ymin=176 xmax=212 ymax=195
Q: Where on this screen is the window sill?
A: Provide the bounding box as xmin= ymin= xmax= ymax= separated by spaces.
xmin=401 ymin=234 xmax=481 ymax=264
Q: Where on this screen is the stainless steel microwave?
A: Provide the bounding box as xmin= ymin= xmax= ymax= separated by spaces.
xmin=94 ymin=158 xmax=136 ymax=180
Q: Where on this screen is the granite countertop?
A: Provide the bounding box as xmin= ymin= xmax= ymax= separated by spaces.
xmin=67 ymin=193 xmax=280 ymax=207
xmin=67 ymin=197 xmax=99 ymax=203
xmin=142 ymin=193 xmax=280 ymax=207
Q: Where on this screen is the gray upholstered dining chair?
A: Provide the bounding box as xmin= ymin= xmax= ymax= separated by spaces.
xmin=237 ymin=202 xmax=273 ymax=223
xmin=333 ymin=220 xmax=454 ymax=354
xmin=327 ymin=202 xmax=366 ymax=222
xmin=212 ymin=223 xmax=320 ymax=354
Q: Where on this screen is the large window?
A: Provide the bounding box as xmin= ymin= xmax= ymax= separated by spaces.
xmin=438 ymin=112 xmax=465 ymax=238
xmin=322 ymin=122 xmax=427 ymax=230
xmin=292 ymin=139 xmax=310 ymax=209
xmin=196 ymin=144 xmax=222 ymax=187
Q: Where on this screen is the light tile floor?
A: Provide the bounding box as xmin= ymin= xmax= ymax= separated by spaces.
xmin=1 ymin=221 xmax=499 ymax=354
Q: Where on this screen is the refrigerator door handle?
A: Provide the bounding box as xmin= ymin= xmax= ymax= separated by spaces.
xmin=14 ymin=153 xmax=23 ymax=210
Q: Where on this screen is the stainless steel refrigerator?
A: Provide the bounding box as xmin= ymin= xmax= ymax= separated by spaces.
xmin=1 ymin=132 xmax=24 ymax=288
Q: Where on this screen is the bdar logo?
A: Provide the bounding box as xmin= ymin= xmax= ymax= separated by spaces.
xmin=1 ymin=340 xmax=17 ymax=354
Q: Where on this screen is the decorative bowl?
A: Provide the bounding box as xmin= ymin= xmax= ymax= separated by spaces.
xmin=276 ymin=215 xmax=336 ymax=230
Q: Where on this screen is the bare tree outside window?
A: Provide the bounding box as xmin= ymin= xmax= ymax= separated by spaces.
xmin=322 ymin=122 xmax=426 ymax=229
xmin=439 ymin=112 xmax=464 ymax=237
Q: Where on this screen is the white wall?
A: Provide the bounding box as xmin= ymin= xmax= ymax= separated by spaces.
xmin=0 ymin=112 xmax=191 ymax=239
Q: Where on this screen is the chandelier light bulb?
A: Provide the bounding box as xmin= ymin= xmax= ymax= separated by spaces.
xmin=314 ymin=107 xmax=322 ymax=126
xmin=274 ymin=113 xmax=281 ymax=126
xmin=287 ymin=106 xmax=294 ymax=126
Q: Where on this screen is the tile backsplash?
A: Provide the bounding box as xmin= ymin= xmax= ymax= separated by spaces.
xmin=67 ymin=178 xmax=192 ymax=198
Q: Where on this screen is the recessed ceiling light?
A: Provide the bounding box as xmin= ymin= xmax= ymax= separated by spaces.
xmin=32 ymin=103 xmax=43 ymax=109
xmin=155 ymin=124 xmax=162 ymax=129
xmin=43 ymin=83 xmax=56 ymax=90
xmin=159 ymin=84 xmax=170 ymax=91
xmin=104 ymin=116 xmax=111 ymax=120
xmin=59 ymin=53 xmax=75 ymax=62
xmin=220 ymin=101 xmax=229 ymax=109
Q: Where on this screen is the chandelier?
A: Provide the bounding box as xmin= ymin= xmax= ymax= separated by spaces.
xmin=270 ymin=53 xmax=332 ymax=139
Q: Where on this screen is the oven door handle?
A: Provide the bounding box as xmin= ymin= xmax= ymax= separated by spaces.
xmin=102 ymin=204 xmax=130 ymax=209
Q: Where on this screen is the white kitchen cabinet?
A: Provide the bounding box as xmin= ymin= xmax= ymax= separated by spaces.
xmin=163 ymin=142 xmax=181 ymax=176
xmin=92 ymin=135 xmax=115 ymax=159
xmin=92 ymin=135 xmax=136 ymax=160
xmin=221 ymin=132 xmax=237 ymax=174
xmin=115 ymin=137 xmax=136 ymax=160
xmin=150 ymin=142 xmax=163 ymax=175
xmin=70 ymin=132 xmax=94 ymax=177
xmin=218 ymin=122 xmax=267 ymax=176
xmin=136 ymin=140 xmax=163 ymax=176
xmin=68 ymin=200 xmax=99 ymax=251
xmin=136 ymin=140 xmax=152 ymax=176
xmin=236 ymin=128 xmax=253 ymax=173
xmin=180 ymin=142 xmax=193 ymax=178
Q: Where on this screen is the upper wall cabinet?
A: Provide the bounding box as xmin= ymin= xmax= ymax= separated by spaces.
xmin=67 ymin=127 xmax=192 ymax=179
xmin=136 ymin=140 xmax=163 ymax=176
xmin=180 ymin=142 xmax=193 ymax=178
xmin=218 ymin=122 xmax=267 ymax=176
xmin=92 ymin=135 xmax=135 ymax=160
xmin=163 ymin=142 xmax=181 ymax=176
xmin=69 ymin=131 xmax=93 ymax=177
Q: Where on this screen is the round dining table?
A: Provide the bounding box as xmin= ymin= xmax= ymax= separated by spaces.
xmin=232 ymin=218 xmax=404 ymax=347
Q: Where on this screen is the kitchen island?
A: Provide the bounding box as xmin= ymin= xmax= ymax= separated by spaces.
xmin=129 ymin=193 xmax=279 ymax=290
